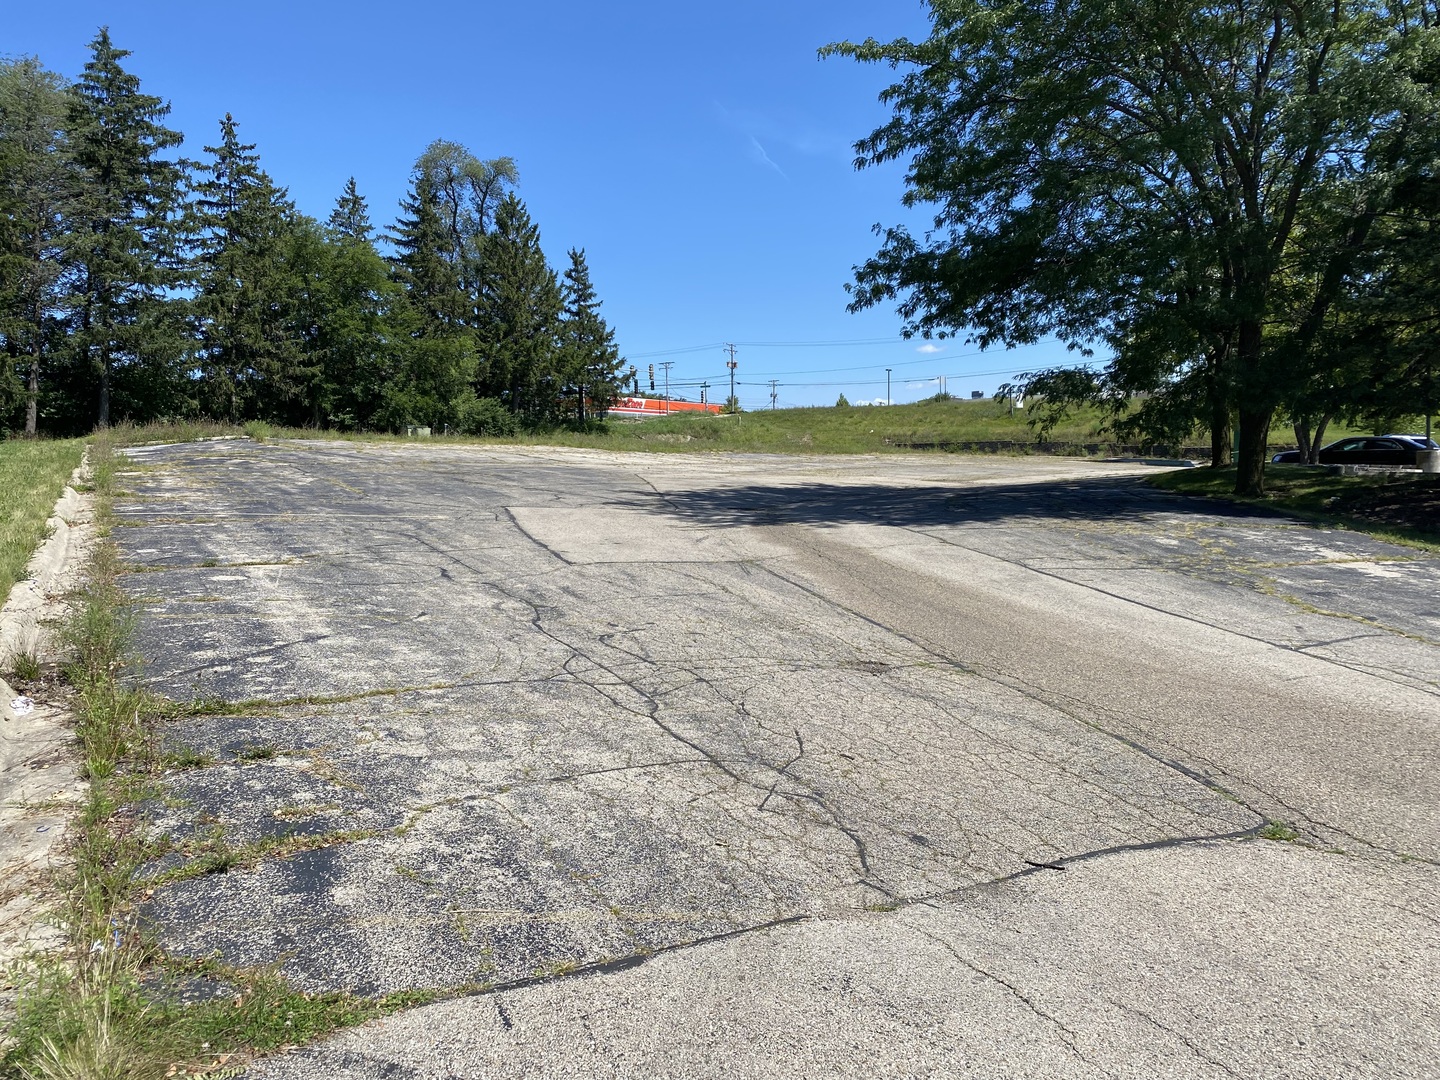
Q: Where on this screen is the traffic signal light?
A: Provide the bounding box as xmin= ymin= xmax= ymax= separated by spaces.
xmin=648 ymin=364 xmax=655 ymax=392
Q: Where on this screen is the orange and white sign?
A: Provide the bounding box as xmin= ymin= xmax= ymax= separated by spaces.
xmin=607 ymin=397 xmax=722 ymax=417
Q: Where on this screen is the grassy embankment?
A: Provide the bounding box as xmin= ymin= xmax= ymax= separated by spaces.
xmin=109 ymin=400 xmax=1127 ymax=455
xmin=0 ymin=440 xmax=84 ymax=610
xmin=1151 ymin=464 xmax=1440 ymax=549
xmin=98 ymin=400 xmax=1389 ymax=457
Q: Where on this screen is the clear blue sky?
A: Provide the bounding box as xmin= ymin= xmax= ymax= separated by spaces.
xmin=7 ymin=0 xmax=1078 ymax=408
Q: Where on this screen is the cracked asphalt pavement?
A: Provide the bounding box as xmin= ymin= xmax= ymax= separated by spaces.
xmin=112 ymin=440 xmax=1440 ymax=1078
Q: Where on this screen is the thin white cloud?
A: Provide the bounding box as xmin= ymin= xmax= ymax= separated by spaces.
xmin=748 ymin=136 xmax=787 ymax=179
xmin=915 ymin=343 xmax=942 ymax=354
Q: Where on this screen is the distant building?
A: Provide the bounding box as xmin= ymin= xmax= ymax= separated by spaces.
xmin=606 ymin=396 xmax=723 ymax=418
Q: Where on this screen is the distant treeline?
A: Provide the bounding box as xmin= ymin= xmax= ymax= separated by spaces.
xmin=0 ymin=29 xmax=628 ymax=438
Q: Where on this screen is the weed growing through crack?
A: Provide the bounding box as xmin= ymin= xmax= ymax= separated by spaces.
xmin=1258 ymin=820 xmax=1302 ymax=843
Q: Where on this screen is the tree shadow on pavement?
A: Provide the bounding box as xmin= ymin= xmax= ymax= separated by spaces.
xmin=634 ymin=474 xmax=1281 ymax=531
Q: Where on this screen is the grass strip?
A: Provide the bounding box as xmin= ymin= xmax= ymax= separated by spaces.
xmin=1149 ymin=464 xmax=1440 ymax=551
xmin=0 ymin=433 xmax=403 ymax=1080
xmin=98 ymin=406 xmax=1385 ymax=460
xmin=0 ymin=439 xmax=84 ymax=611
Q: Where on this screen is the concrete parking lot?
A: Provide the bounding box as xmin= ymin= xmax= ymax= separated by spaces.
xmin=113 ymin=440 xmax=1440 ymax=1078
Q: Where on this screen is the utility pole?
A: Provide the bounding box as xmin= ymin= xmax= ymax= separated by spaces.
xmin=659 ymin=361 xmax=674 ymax=414
xmin=768 ymin=380 xmax=779 ymax=410
xmin=886 ymin=368 xmax=892 ymax=405
xmin=725 ymin=343 xmax=738 ymax=414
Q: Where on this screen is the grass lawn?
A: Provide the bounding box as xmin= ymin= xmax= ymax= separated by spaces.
xmin=96 ymin=400 xmax=1405 ymax=459
xmin=1151 ymin=464 xmax=1440 ymax=548
xmin=0 ymin=438 xmax=85 ymax=603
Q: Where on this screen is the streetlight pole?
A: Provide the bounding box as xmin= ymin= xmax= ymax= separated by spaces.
xmin=886 ymin=368 xmax=892 ymax=405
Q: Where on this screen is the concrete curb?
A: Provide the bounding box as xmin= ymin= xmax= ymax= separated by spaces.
xmin=0 ymin=456 xmax=96 ymax=682
xmin=0 ymin=452 xmax=95 ymax=980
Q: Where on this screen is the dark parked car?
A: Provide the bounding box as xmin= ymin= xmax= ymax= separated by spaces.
xmin=1272 ymin=436 xmax=1425 ymax=466
xmin=1383 ymin=433 xmax=1439 ymax=450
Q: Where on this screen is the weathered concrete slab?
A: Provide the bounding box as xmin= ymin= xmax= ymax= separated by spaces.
xmin=248 ymin=840 xmax=1440 ymax=1080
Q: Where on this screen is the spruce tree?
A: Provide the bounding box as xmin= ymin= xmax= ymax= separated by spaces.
xmin=558 ymin=248 xmax=624 ymax=422
xmin=327 ymin=177 xmax=372 ymax=244
xmin=0 ymin=58 xmax=71 ymax=435
xmin=475 ymin=193 xmax=562 ymax=419
xmin=385 ymin=172 xmax=475 ymax=428
xmin=65 ymin=28 xmax=186 ymax=429
xmin=303 ymin=186 xmax=405 ymax=429
xmin=190 ymin=112 xmax=307 ymax=421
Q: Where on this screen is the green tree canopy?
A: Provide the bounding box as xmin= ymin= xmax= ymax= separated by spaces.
xmin=64 ymin=27 xmax=187 ymax=430
xmin=385 ymin=170 xmax=476 ymax=429
xmin=189 ymin=113 xmax=309 ymax=422
xmin=0 ymin=57 xmax=71 ymax=435
xmin=475 ymin=193 xmax=562 ymax=419
xmin=327 ymin=176 xmax=373 ymax=244
xmin=558 ymin=248 xmax=625 ymax=422
xmin=825 ymin=0 xmax=1440 ymax=493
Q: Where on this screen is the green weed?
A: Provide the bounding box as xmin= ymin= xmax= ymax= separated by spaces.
xmin=1258 ymin=820 xmax=1302 ymax=843
xmin=11 ymin=650 xmax=42 ymax=681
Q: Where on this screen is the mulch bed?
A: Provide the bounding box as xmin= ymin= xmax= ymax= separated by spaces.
xmin=1330 ymin=475 xmax=1440 ymax=536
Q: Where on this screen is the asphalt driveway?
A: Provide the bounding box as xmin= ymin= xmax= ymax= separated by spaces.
xmin=112 ymin=441 xmax=1440 ymax=1078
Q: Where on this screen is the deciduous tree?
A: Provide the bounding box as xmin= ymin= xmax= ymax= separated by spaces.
xmin=825 ymin=0 xmax=1440 ymax=493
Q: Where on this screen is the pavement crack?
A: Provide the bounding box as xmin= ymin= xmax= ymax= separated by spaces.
xmin=913 ymin=926 xmax=1112 ymax=1076
xmin=756 ymin=728 xmax=804 ymax=812
xmin=1107 ymin=998 xmax=1245 ymax=1078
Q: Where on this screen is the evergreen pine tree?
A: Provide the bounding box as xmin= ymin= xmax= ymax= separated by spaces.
xmin=190 ymin=112 xmax=308 ymax=421
xmin=385 ymin=172 xmax=475 ymax=428
xmin=65 ymin=27 xmax=187 ymax=429
xmin=302 ymin=199 xmax=405 ymax=430
xmin=327 ymin=177 xmax=372 ymax=244
xmin=0 ymin=57 xmax=72 ymax=435
xmin=558 ymin=248 xmax=624 ymax=422
xmin=475 ymin=193 xmax=562 ymax=419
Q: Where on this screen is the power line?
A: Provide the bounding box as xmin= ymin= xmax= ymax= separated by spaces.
xmin=728 ymin=361 xmax=1099 ymax=389
xmin=632 ymin=342 xmax=1061 ymax=381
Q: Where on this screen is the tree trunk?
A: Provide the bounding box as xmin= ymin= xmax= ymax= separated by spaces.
xmin=1308 ymin=414 xmax=1331 ymax=464
xmin=98 ymin=345 xmax=111 ymax=430
xmin=1210 ymin=398 xmax=1232 ymax=467
xmin=25 ymin=354 xmax=39 ymax=438
xmin=1293 ymin=421 xmax=1310 ymax=463
xmin=1235 ymin=407 xmax=1272 ymax=496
